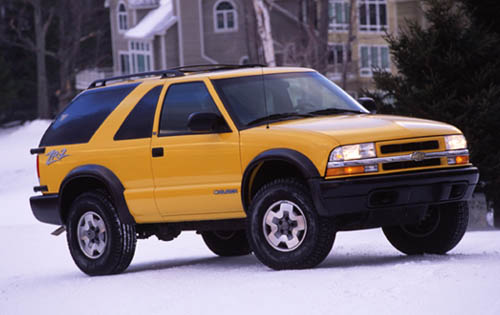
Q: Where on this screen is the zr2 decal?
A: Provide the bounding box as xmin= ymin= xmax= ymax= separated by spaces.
xmin=46 ymin=149 xmax=69 ymax=165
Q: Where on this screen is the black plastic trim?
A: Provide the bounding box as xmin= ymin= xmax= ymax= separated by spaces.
xmin=241 ymin=148 xmax=321 ymax=212
xmin=30 ymin=147 xmax=46 ymax=155
xmin=60 ymin=165 xmax=136 ymax=224
xmin=30 ymin=194 xmax=62 ymax=225
xmin=34 ymin=185 xmax=48 ymax=192
xmin=310 ymin=166 xmax=479 ymax=217
xmin=89 ymin=70 xmax=184 ymax=89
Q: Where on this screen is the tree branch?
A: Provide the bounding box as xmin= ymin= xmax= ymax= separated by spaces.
xmin=8 ymin=17 xmax=36 ymax=51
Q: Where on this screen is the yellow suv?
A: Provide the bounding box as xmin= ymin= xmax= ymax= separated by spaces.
xmin=30 ymin=65 xmax=479 ymax=275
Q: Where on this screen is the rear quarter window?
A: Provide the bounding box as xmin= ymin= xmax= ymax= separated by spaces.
xmin=40 ymin=83 xmax=139 ymax=146
xmin=114 ymin=85 xmax=163 ymax=141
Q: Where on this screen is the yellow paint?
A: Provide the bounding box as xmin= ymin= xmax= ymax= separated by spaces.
xmin=38 ymin=67 xmax=471 ymax=224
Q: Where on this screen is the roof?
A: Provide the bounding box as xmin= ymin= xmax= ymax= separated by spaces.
xmin=88 ymin=66 xmax=315 ymax=89
xmin=125 ymin=0 xmax=177 ymax=40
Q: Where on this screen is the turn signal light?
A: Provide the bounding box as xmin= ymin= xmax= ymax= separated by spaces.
xmin=326 ymin=166 xmax=365 ymax=177
xmin=448 ymin=155 xmax=469 ymax=165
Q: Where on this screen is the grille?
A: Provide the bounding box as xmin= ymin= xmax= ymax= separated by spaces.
xmin=382 ymin=158 xmax=441 ymax=171
xmin=380 ymin=140 xmax=439 ymax=154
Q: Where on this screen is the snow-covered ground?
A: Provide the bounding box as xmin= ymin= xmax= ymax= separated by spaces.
xmin=1 ymin=121 xmax=499 ymax=315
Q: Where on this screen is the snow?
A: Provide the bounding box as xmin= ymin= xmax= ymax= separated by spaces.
xmin=1 ymin=120 xmax=500 ymax=315
xmin=125 ymin=0 xmax=177 ymax=40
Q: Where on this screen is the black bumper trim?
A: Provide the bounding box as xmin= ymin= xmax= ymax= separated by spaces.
xmin=310 ymin=166 xmax=479 ymax=217
xmin=30 ymin=194 xmax=62 ymax=225
xmin=33 ymin=185 xmax=48 ymax=192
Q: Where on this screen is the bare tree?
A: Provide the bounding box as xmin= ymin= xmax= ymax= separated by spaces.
xmin=1 ymin=0 xmax=54 ymax=118
xmin=253 ymin=0 xmax=276 ymax=66
xmin=341 ymin=0 xmax=357 ymax=89
xmin=266 ymin=0 xmax=329 ymax=72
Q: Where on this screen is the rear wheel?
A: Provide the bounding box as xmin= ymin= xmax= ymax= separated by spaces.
xmin=201 ymin=230 xmax=252 ymax=256
xmin=66 ymin=191 xmax=136 ymax=276
xmin=383 ymin=202 xmax=469 ymax=255
xmin=247 ymin=178 xmax=335 ymax=270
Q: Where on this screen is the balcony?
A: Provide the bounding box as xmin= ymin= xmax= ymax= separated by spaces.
xmin=128 ymin=0 xmax=160 ymax=9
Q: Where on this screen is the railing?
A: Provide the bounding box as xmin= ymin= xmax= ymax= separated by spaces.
xmin=128 ymin=0 xmax=160 ymax=9
xmin=75 ymin=68 xmax=115 ymax=90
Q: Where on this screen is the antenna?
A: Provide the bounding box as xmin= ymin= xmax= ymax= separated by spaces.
xmin=260 ymin=66 xmax=270 ymax=129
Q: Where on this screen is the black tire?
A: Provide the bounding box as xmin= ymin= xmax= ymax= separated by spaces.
xmin=201 ymin=230 xmax=252 ymax=256
xmin=66 ymin=190 xmax=136 ymax=276
xmin=383 ymin=201 xmax=469 ymax=255
xmin=246 ymin=178 xmax=335 ymax=270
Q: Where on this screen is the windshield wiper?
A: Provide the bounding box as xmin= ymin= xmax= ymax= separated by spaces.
xmin=307 ymin=108 xmax=365 ymax=116
xmin=246 ymin=112 xmax=314 ymax=126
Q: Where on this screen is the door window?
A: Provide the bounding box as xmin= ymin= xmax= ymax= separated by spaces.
xmin=159 ymin=82 xmax=222 ymax=136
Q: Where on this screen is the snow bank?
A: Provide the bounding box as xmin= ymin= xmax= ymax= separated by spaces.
xmin=125 ymin=0 xmax=177 ymax=39
xmin=0 ymin=120 xmax=51 ymax=226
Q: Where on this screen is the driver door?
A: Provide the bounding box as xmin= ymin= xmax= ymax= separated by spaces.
xmin=150 ymin=79 xmax=243 ymax=219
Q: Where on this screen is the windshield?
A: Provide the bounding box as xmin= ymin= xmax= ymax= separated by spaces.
xmin=212 ymin=72 xmax=367 ymax=128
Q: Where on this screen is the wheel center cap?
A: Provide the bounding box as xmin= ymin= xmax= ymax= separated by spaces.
xmin=87 ymin=230 xmax=96 ymax=239
xmin=281 ymin=222 xmax=290 ymax=230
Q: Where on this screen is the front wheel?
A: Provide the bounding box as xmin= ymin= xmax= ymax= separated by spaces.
xmin=247 ymin=178 xmax=335 ymax=270
xmin=383 ymin=201 xmax=469 ymax=255
xmin=66 ymin=191 xmax=136 ymax=276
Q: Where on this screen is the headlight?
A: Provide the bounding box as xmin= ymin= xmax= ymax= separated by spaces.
xmin=445 ymin=135 xmax=467 ymax=150
xmin=330 ymin=143 xmax=376 ymax=161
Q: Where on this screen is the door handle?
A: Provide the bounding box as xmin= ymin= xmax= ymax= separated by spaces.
xmin=152 ymin=147 xmax=164 ymax=157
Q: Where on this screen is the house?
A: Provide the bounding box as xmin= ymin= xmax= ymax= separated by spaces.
xmin=105 ymin=0 xmax=424 ymax=94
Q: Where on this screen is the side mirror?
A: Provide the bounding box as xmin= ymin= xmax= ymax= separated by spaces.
xmin=357 ymin=97 xmax=377 ymax=114
xmin=187 ymin=112 xmax=223 ymax=132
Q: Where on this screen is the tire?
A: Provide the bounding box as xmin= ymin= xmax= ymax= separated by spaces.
xmin=383 ymin=201 xmax=469 ymax=255
xmin=246 ymin=178 xmax=336 ymax=270
xmin=66 ymin=190 xmax=136 ymax=276
xmin=201 ymin=230 xmax=252 ymax=256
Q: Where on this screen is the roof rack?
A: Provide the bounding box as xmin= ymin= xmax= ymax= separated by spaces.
xmin=87 ymin=64 xmax=266 ymax=89
xmin=170 ymin=64 xmax=266 ymax=73
xmin=88 ymin=69 xmax=184 ymax=89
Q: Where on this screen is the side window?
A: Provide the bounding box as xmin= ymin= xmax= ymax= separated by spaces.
xmin=39 ymin=83 xmax=139 ymax=146
xmin=159 ymin=82 xmax=222 ymax=136
xmin=114 ymin=85 xmax=163 ymax=141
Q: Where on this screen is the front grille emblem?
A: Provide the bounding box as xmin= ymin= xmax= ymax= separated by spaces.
xmin=410 ymin=151 xmax=426 ymax=162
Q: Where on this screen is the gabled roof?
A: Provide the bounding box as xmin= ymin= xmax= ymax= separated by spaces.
xmin=125 ymin=0 xmax=177 ymax=40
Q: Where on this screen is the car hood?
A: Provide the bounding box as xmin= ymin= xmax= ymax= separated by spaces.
xmin=270 ymin=114 xmax=461 ymax=145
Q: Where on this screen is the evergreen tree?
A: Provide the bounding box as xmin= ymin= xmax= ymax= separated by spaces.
xmin=372 ymin=0 xmax=500 ymax=222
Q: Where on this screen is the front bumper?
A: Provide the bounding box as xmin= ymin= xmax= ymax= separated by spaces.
xmin=30 ymin=194 xmax=62 ymax=225
xmin=310 ymin=166 xmax=479 ymax=217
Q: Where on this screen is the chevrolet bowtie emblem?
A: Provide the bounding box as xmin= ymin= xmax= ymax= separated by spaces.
xmin=410 ymin=151 xmax=426 ymax=162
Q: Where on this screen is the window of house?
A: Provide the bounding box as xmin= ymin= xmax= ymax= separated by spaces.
xmin=159 ymin=82 xmax=223 ymax=136
xmin=359 ymin=0 xmax=387 ymax=32
xmin=328 ymin=0 xmax=350 ymax=31
xmin=214 ymin=1 xmax=237 ymax=32
xmin=360 ymin=45 xmax=390 ymax=76
xmin=129 ymin=41 xmax=153 ymax=73
xmin=328 ymin=44 xmax=352 ymax=68
xmin=118 ymin=3 xmax=128 ymax=31
xmin=120 ymin=53 xmax=130 ymax=74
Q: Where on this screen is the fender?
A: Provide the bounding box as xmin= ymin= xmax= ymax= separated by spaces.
xmin=60 ymin=164 xmax=136 ymax=224
xmin=241 ymin=148 xmax=321 ymax=212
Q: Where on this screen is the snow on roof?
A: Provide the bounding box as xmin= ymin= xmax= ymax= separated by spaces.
xmin=125 ymin=0 xmax=177 ymax=40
